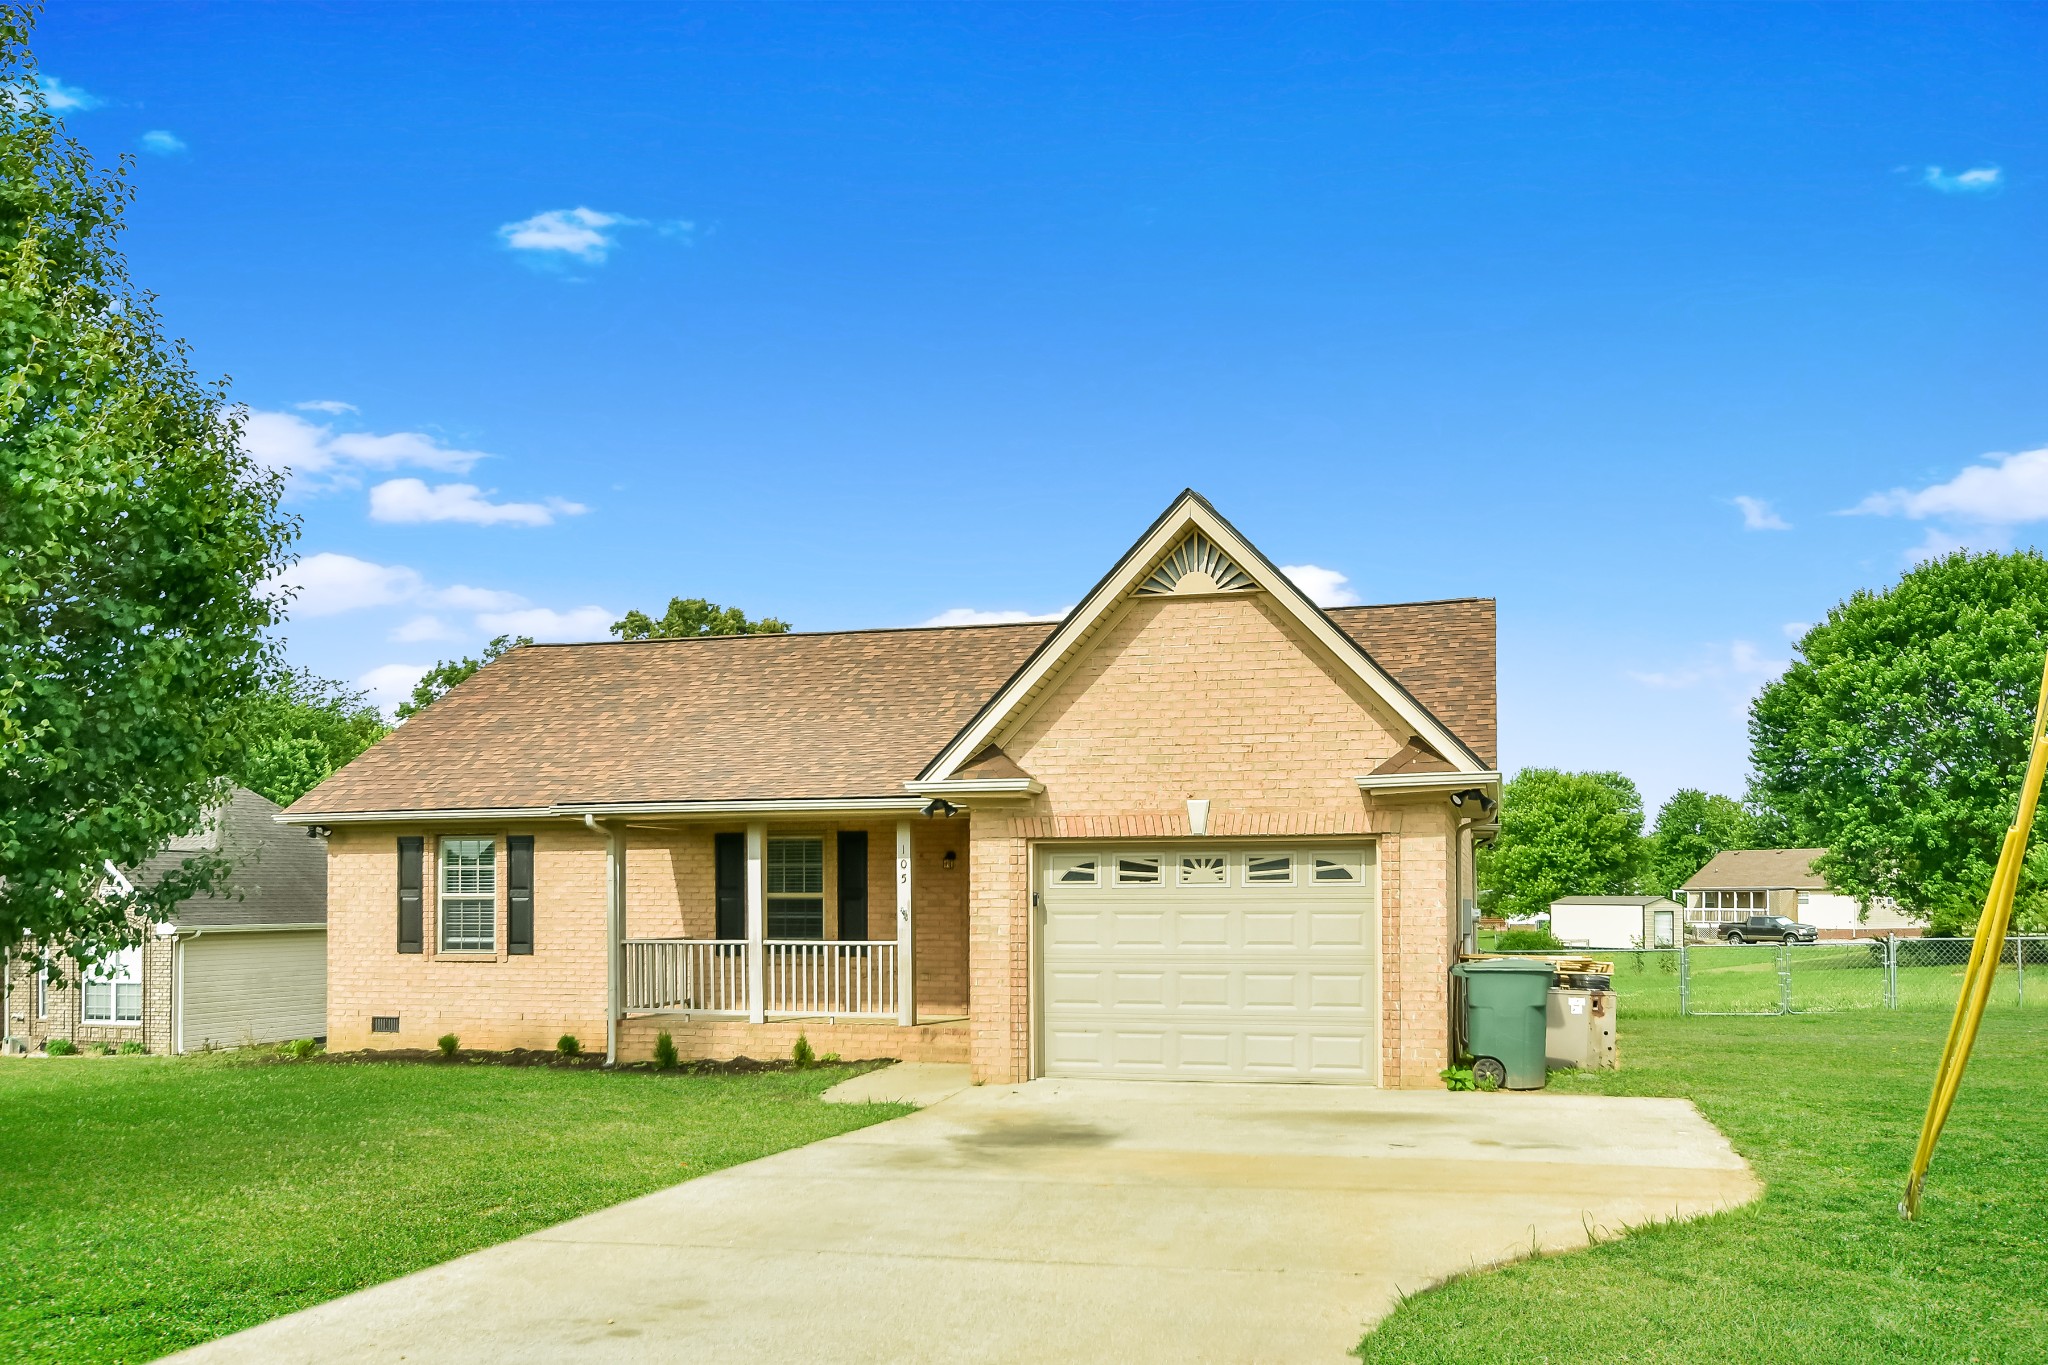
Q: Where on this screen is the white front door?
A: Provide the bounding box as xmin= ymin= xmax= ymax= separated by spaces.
xmin=1039 ymin=844 xmax=1379 ymax=1083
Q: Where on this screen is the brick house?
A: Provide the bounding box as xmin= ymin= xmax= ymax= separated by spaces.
xmin=3 ymin=787 xmax=328 ymax=1055
xmin=285 ymin=492 xmax=1499 ymax=1086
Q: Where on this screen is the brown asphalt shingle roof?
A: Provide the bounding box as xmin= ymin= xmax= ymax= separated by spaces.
xmin=1683 ymin=848 xmax=1831 ymax=892
xmin=288 ymin=597 xmax=1497 ymax=816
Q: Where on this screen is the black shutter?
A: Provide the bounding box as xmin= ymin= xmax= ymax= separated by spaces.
xmin=714 ymin=832 xmax=745 ymax=940
xmin=837 ymin=831 xmax=869 ymax=941
xmin=397 ymin=837 xmax=424 ymax=954
xmin=506 ymin=835 xmax=534 ymax=955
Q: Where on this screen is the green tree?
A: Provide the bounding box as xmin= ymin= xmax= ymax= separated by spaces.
xmin=1478 ymin=768 xmax=1646 ymax=919
xmin=232 ymin=669 xmax=389 ymax=806
xmin=1750 ymin=550 xmax=2048 ymax=932
xmin=395 ymin=634 xmax=532 ymax=721
xmin=1641 ymin=788 xmax=1754 ymax=899
xmin=0 ymin=10 xmax=293 ymax=959
xmin=611 ymin=597 xmax=790 ymax=640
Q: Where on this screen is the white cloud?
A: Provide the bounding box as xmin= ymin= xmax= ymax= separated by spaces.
xmin=34 ymin=75 xmax=102 ymax=111
xmin=139 ymin=130 xmax=186 ymax=155
xmin=295 ymin=399 xmax=357 ymax=415
xmin=328 ymin=429 xmax=488 ymax=474
xmin=920 ymin=606 xmax=1070 ymax=627
xmin=1780 ymin=621 xmax=1812 ymax=641
xmin=1852 ymin=447 xmax=2048 ymax=525
xmin=1922 ymin=165 xmax=2002 ymax=194
xmin=1279 ymin=563 xmax=1362 ymax=607
xmin=1732 ymin=496 xmax=1790 ymax=531
xmin=476 ymin=606 xmax=613 ymax=641
xmin=265 ymin=552 xmax=424 ymax=617
xmin=498 ymin=207 xmax=640 ymax=262
xmin=430 ymin=584 xmax=529 ymax=612
xmin=358 ymin=663 xmax=430 ymax=717
xmin=240 ymin=410 xmax=489 ymax=485
xmin=1629 ymin=640 xmax=1790 ymax=713
xmin=390 ymin=614 xmax=457 ymax=643
xmin=369 ymin=478 xmax=587 ymax=527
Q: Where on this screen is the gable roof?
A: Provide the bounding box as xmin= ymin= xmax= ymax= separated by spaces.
xmin=134 ymin=787 xmax=327 ymax=927
xmin=1682 ymin=848 xmax=1830 ymax=892
xmin=1550 ymin=895 xmax=1677 ymax=907
xmin=285 ymin=498 xmax=1498 ymax=820
xmin=919 ymin=490 xmax=1493 ymax=783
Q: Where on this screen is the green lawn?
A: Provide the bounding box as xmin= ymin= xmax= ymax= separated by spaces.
xmin=1357 ymin=1009 xmax=2048 ymax=1363
xmin=0 ymin=1054 xmax=909 ymax=1363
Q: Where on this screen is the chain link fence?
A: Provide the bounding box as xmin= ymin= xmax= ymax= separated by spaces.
xmin=1506 ymin=936 xmax=2048 ymax=1017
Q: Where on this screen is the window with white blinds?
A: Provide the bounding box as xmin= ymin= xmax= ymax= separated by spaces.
xmin=440 ymin=838 xmax=497 ymax=952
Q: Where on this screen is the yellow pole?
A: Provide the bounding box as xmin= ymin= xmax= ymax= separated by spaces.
xmin=1902 ymin=649 xmax=2048 ymax=1218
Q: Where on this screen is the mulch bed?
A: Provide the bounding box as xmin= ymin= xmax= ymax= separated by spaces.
xmin=300 ymin=1048 xmax=889 ymax=1076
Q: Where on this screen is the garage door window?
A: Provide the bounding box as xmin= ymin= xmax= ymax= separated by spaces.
xmin=1245 ymin=853 xmax=1294 ymax=885
xmin=1114 ymin=854 xmax=1162 ymax=885
xmin=1312 ymin=853 xmax=1363 ymax=883
xmin=82 ymin=947 xmax=141 ymax=1024
xmin=440 ymin=839 xmax=497 ymax=952
xmin=1178 ymin=855 xmax=1227 ymax=886
xmin=1049 ymin=854 xmax=1100 ymax=886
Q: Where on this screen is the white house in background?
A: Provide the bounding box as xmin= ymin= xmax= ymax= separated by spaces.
xmin=1680 ymin=848 xmax=1920 ymax=939
xmin=1549 ymin=895 xmax=1681 ymax=949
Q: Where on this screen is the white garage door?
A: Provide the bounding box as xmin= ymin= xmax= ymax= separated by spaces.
xmin=1040 ymin=845 xmax=1378 ymax=1083
xmin=179 ymin=929 xmax=327 ymax=1052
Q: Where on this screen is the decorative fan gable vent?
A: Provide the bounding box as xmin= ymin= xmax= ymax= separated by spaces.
xmin=1135 ymin=531 xmax=1258 ymax=596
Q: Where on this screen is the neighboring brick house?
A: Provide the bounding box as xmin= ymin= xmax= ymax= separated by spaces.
xmin=1680 ymin=847 xmax=1922 ymax=940
xmin=285 ymin=491 xmax=1500 ymax=1087
xmin=3 ymin=787 xmax=328 ymax=1055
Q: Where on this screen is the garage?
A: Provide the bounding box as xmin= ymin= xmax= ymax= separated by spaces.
xmin=1039 ymin=844 xmax=1379 ymax=1083
xmin=177 ymin=928 xmax=327 ymax=1052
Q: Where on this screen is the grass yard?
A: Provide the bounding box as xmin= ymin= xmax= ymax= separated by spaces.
xmin=0 ymin=1054 xmax=909 ymax=1363
xmin=1357 ymin=1008 xmax=2048 ymax=1363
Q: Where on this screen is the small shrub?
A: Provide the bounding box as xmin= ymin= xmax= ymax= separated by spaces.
xmin=1494 ymin=927 xmax=1565 ymax=952
xmin=820 ymin=1052 xmax=841 ymax=1064
xmin=437 ymin=1033 xmax=460 ymax=1059
xmin=791 ymin=1033 xmax=815 ymax=1069
xmin=1439 ymin=1065 xmax=1475 ymax=1092
xmin=557 ymin=1033 xmax=582 ymax=1058
xmin=118 ymin=1040 xmax=147 ymax=1055
xmin=653 ymin=1031 xmax=678 ymax=1070
xmin=45 ymin=1038 xmax=77 ymax=1056
xmin=283 ymin=1038 xmax=320 ymax=1060
xmin=99 ymin=1042 xmax=117 ymax=1056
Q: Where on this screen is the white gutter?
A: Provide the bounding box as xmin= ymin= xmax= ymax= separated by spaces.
xmin=1354 ymin=771 xmax=1503 ymax=795
xmin=277 ymin=796 xmax=933 ymax=826
xmin=902 ymin=778 xmax=1044 ymax=797
xmin=589 ymin=814 xmax=622 ymax=1068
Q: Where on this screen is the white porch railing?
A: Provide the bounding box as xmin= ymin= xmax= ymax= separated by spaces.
xmin=622 ymin=939 xmax=898 ymax=1018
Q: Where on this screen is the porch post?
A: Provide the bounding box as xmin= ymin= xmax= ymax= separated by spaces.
xmin=896 ymin=820 xmax=916 ymax=1026
xmin=746 ymin=822 xmax=767 ymax=1024
xmin=603 ymin=819 xmax=624 ymax=1066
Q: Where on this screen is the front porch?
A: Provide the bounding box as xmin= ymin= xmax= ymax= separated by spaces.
xmin=606 ymin=813 xmax=972 ymax=1065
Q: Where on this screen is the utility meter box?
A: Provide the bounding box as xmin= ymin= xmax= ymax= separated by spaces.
xmin=1545 ymin=988 xmax=1619 ymax=1071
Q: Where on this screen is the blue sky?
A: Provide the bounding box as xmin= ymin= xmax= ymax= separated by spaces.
xmin=37 ymin=3 xmax=2048 ymax=809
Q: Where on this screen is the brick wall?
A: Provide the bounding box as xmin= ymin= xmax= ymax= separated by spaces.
xmin=327 ymin=823 xmax=611 ymax=1053
xmin=328 ymin=816 xmax=973 ymax=1055
xmin=964 ymin=592 xmax=1453 ymax=1086
xmin=4 ymin=926 xmax=173 ymax=1055
xmin=617 ymin=1015 xmax=967 ymax=1066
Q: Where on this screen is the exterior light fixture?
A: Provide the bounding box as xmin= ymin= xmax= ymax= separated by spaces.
xmin=921 ymin=799 xmax=960 ymax=819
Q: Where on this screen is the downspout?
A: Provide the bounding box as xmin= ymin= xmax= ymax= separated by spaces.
xmin=589 ymin=814 xmax=621 ymax=1067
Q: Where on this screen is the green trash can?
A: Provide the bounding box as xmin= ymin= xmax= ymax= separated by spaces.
xmin=1452 ymin=958 xmax=1557 ymax=1091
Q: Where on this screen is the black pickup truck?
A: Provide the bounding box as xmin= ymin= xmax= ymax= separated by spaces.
xmin=1719 ymin=914 xmax=1819 ymax=944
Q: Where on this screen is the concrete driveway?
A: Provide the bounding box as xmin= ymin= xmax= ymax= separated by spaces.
xmin=171 ymin=1076 xmax=1757 ymax=1364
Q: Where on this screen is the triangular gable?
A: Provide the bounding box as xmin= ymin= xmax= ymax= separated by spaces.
xmin=917 ymin=489 xmax=1489 ymax=782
